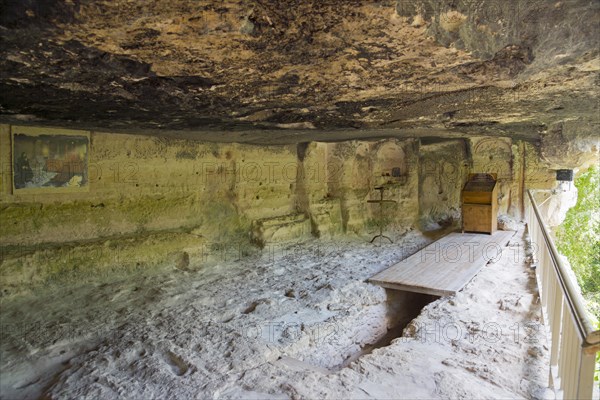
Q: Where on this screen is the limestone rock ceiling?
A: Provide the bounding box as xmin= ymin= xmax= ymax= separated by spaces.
xmin=0 ymin=0 xmax=598 ymax=143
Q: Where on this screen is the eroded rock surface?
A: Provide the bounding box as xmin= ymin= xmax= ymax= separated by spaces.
xmin=0 ymin=0 xmax=597 ymax=144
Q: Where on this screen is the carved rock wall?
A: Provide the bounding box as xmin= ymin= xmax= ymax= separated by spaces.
xmin=0 ymin=123 xmax=574 ymax=295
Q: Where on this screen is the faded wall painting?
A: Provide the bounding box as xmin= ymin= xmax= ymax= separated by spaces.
xmin=12 ymin=130 xmax=89 ymax=192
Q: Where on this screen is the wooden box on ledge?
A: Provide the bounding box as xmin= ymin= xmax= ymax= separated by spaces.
xmin=462 ymin=173 xmax=498 ymax=234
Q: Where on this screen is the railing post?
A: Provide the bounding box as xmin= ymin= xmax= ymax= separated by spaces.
xmin=577 ymin=350 xmax=596 ymax=399
xmin=549 ymin=290 xmax=563 ymax=367
xmin=558 ymin=309 xmax=570 ymax=393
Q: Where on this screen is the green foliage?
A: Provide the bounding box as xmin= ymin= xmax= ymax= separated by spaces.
xmin=555 ymin=165 xmax=600 ymax=322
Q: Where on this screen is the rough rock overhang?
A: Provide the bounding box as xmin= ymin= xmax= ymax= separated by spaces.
xmin=0 ymin=0 xmax=598 ymax=144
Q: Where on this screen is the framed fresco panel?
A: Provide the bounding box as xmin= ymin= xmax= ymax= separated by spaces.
xmin=11 ymin=126 xmax=90 ymax=193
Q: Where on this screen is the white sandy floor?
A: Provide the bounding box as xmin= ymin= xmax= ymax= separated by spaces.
xmin=0 ymin=225 xmax=555 ymax=399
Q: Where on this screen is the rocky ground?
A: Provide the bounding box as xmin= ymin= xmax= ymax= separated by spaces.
xmin=0 ymin=225 xmax=555 ymax=399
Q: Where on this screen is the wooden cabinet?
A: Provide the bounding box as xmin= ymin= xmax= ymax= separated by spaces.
xmin=462 ymin=173 xmax=498 ymax=234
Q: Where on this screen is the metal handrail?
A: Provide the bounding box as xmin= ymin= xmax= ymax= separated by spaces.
xmin=527 ymin=189 xmax=600 ymax=347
